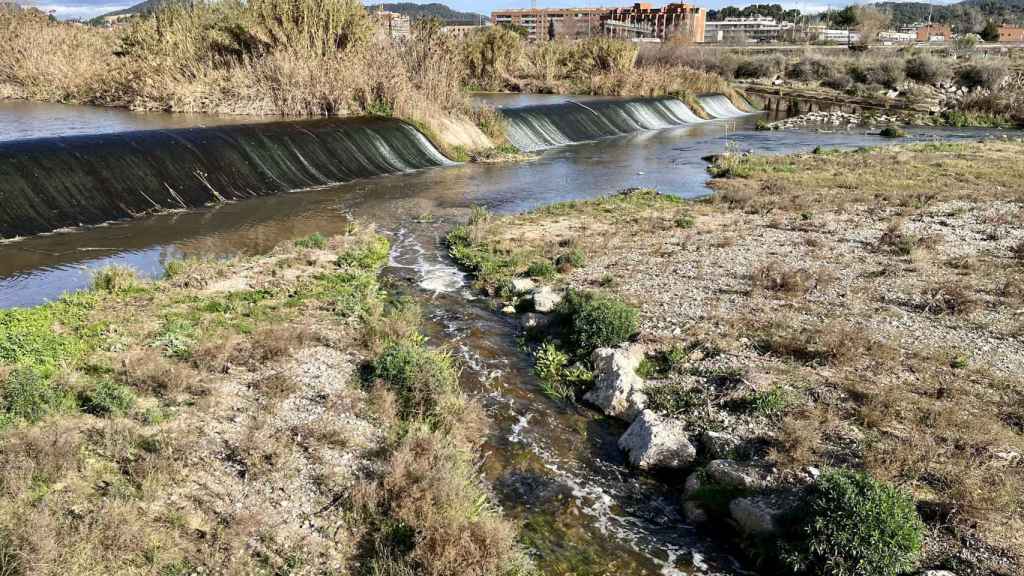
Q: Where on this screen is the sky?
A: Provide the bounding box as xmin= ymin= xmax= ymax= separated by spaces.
xmin=23 ymin=0 xmax=955 ymax=22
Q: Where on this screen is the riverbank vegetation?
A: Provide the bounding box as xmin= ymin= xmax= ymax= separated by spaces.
xmin=0 ymin=228 xmax=532 ymax=575
xmin=0 ymin=1 xmax=498 ymax=154
xmin=461 ymin=27 xmax=742 ymax=107
xmin=0 ymin=2 xmax=746 ymax=135
xmin=447 ymin=141 xmax=1024 ymax=574
xmin=642 ymin=43 xmax=1024 ymax=127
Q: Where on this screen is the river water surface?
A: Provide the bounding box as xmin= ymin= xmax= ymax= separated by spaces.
xmin=0 ymin=98 xmax=1012 ymax=575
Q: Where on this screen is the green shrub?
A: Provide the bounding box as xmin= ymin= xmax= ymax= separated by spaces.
xmin=0 ymin=367 xmax=75 ymax=426
xmin=294 ymin=232 xmax=327 ymax=250
xmin=557 ymin=290 xmax=638 ymax=358
xmin=851 ymin=59 xmax=905 ymax=90
xmin=337 ymin=235 xmax=390 ymax=272
xmin=787 ymin=57 xmax=832 ymax=82
xmin=80 ymin=379 xmax=136 ymax=416
xmin=555 ymin=249 xmax=586 ymax=272
xmin=372 ymin=339 xmax=460 ymax=424
xmin=734 ymin=55 xmax=785 ymax=79
xmin=526 ymin=260 xmax=555 ymax=279
xmin=675 ymin=214 xmax=696 ymax=228
xmin=879 ymin=126 xmax=906 ymax=138
xmin=822 ymin=72 xmax=854 ymax=91
xmin=782 ymin=469 xmax=924 ymax=576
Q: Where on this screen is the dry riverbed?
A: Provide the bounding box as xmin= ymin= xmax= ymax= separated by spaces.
xmin=448 ymin=141 xmax=1024 ymax=576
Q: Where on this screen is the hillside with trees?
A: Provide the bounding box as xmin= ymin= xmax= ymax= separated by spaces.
xmin=367 ymin=3 xmax=487 ymax=24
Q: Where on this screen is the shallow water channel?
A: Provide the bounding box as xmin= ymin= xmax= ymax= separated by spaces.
xmin=0 ymin=98 xmax=1013 ymax=574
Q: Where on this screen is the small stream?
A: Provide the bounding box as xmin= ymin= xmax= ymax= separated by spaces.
xmin=0 ymin=97 xmax=1016 ymax=574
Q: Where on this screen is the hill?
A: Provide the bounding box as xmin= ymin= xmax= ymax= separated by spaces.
xmin=95 ymin=1 xmax=487 ymax=25
xmin=366 ymin=3 xmax=487 ymax=24
xmin=875 ymin=0 xmax=1024 ymax=28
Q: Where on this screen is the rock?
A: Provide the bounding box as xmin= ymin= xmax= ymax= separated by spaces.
xmin=918 ymin=571 xmax=958 ymax=576
xmin=705 ymin=459 xmax=771 ymax=490
xmin=584 ymin=346 xmax=646 ymax=421
xmin=701 ymin=431 xmax=741 ymax=459
xmin=532 ymin=286 xmax=562 ymax=313
xmin=683 ymin=472 xmax=702 ymax=498
xmin=510 ymin=277 xmax=536 ymax=295
xmin=683 ymin=500 xmax=708 ymax=524
xmin=501 ymin=305 xmax=516 ymax=315
xmin=729 ymin=496 xmax=785 ymax=535
xmin=618 ymin=410 xmax=697 ymax=470
xmin=520 ymin=312 xmax=551 ymax=331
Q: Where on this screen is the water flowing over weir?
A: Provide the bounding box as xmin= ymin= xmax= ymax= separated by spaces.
xmin=500 ymin=96 xmax=747 ymax=152
xmin=0 ymin=117 xmax=451 ymax=239
xmin=696 ymin=95 xmax=748 ymax=119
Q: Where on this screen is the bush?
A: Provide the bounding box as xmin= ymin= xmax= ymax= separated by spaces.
xmin=526 ymin=260 xmax=555 ymax=279
xmin=734 ymin=55 xmax=785 ymax=79
xmin=851 ymin=58 xmax=905 ymax=89
xmin=957 ymin=61 xmax=1008 ymax=91
xmin=92 ymin=266 xmax=140 ymax=294
xmin=79 ymin=379 xmax=136 ymax=416
xmin=786 ymin=57 xmax=832 ymax=82
xmin=0 ymin=368 xmax=75 ymax=426
xmin=782 ymin=469 xmax=924 ymax=576
xmin=879 ymin=126 xmax=906 ymax=138
xmin=556 ymin=290 xmax=638 ymax=358
xmin=904 ymin=54 xmax=949 ymax=85
xmin=372 ymin=339 xmax=460 ymax=424
xmin=822 ymin=72 xmax=854 ymax=91
xmin=554 ymin=249 xmax=586 ymax=273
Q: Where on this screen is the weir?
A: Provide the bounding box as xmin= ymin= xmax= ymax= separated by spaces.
xmin=0 ymin=117 xmax=451 ymax=239
xmin=500 ymin=96 xmax=746 ymax=152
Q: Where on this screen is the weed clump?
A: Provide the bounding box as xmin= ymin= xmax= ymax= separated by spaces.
xmin=0 ymin=368 xmax=76 ymax=427
xmin=957 ymin=61 xmax=1008 ymax=91
xmin=79 ymin=379 xmax=136 ymax=417
xmin=91 ymin=266 xmax=141 ymax=294
xmin=781 ymin=469 xmax=924 ymax=576
xmin=556 ymin=290 xmax=639 ymax=358
xmin=372 ymin=339 xmax=461 ymax=427
xmin=879 ymin=126 xmax=906 ymax=138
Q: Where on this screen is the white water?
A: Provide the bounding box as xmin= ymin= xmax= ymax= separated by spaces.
xmin=696 ymin=95 xmax=750 ymax=119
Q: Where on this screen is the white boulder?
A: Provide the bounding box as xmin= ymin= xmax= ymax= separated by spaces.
xmin=729 ymin=496 xmax=785 ymax=535
xmin=531 ymin=286 xmax=562 ymax=313
xmin=583 ymin=346 xmax=646 ymax=421
xmin=705 ymin=459 xmax=771 ymax=490
xmin=510 ymin=277 xmax=536 ymax=295
xmin=618 ymin=410 xmax=697 ymax=470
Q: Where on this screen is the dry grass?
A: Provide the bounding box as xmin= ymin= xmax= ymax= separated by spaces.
xmin=0 ymin=2 xmax=485 ymax=151
xmin=115 ymin=349 xmax=200 ymax=397
xmin=750 ymin=261 xmax=830 ymax=296
xmin=917 ymin=283 xmax=980 ymax=316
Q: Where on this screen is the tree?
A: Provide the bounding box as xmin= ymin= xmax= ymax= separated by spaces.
xmin=981 ymin=21 xmax=1001 ymax=41
xmin=854 ymin=5 xmax=892 ymax=44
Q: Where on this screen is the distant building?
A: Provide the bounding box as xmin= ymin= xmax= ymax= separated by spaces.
xmin=999 ymin=25 xmax=1024 ymax=43
xmin=491 ymin=8 xmax=611 ymax=42
xmin=916 ymin=23 xmax=952 ymax=42
xmin=703 ymin=17 xmax=792 ymax=44
xmin=372 ymin=10 xmax=411 ymax=39
xmin=605 ymin=3 xmax=706 ymax=44
xmin=442 ymin=24 xmax=490 ymax=39
xmin=878 ymin=30 xmax=916 ymax=44
xmin=491 ymin=3 xmax=705 ymax=43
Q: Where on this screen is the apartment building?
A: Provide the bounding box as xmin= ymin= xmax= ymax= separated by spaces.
xmin=703 ymin=16 xmax=792 ymax=44
xmin=491 ymin=7 xmax=610 ymax=42
xmin=492 ymin=3 xmax=705 ymax=43
xmin=606 ymin=3 xmax=706 ymax=43
xmin=915 ymin=23 xmax=952 ymax=42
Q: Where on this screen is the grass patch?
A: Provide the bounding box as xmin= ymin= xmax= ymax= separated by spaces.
xmin=294 ymin=232 xmax=328 ymax=250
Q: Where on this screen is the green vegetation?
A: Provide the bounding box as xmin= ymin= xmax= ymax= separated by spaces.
xmin=294 ymin=232 xmax=328 ymax=250
xmin=533 ymin=342 xmax=593 ymax=403
xmin=781 ymin=470 xmax=924 ymax=576
xmin=878 ymin=126 xmax=906 ymax=138
xmin=371 ymin=338 xmax=460 ymax=426
xmin=556 ymin=290 xmax=639 ymax=359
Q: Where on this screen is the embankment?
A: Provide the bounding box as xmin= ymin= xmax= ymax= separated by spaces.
xmin=0 ymin=117 xmax=451 ymax=238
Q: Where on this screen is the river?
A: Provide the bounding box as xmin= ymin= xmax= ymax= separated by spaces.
xmin=0 ymin=97 xmax=1012 ymax=575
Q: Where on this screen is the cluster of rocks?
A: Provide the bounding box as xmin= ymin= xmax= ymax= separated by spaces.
xmin=501 ymin=277 xmax=563 ymax=320
xmin=765 ymin=110 xmax=902 ymax=131
xmin=585 ymin=343 xmax=815 ymax=537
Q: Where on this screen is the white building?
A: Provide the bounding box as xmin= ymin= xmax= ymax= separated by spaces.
xmin=703 ymin=17 xmax=793 ymax=44
xmin=819 ymin=28 xmax=862 ymax=44
xmin=878 ymin=31 xmax=916 ymax=44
